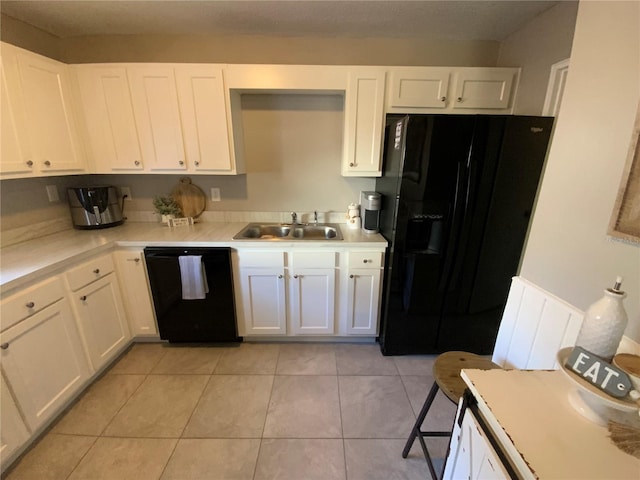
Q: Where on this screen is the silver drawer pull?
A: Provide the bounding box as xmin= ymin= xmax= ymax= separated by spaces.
xmin=293 ymin=274 xmax=299 ymax=279
xmin=80 ymin=295 xmax=87 ymax=301
xmin=278 ymin=274 xmax=283 ymax=279
xmin=93 ymin=269 xmax=100 ymax=274
xmin=26 ymin=301 xmax=35 ymax=308
xmin=126 ymin=258 xmax=140 ymax=263
xmin=363 ymin=259 xmax=369 ymax=263
xmin=350 ymin=274 xmax=354 ymax=279
xmin=1 ymin=343 xmax=9 ymax=350
xmin=43 ymin=160 xmax=51 ymax=166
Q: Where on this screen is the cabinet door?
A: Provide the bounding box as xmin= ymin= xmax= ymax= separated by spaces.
xmin=0 ymin=299 xmax=91 ymax=431
xmin=453 ymin=68 xmax=517 ymax=110
xmin=16 ymin=48 xmax=86 ymax=173
xmin=128 ymin=66 xmax=187 ymax=172
xmin=113 ymin=250 xmax=158 ymax=336
xmin=290 ymin=268 xmax=335 ymax=335
xmin=444 ymin=408 xmax=510 ymax=480
xmin=175 ymin=66 xmax=235 ymax=173
xmin=239 ymin=267 xmax=287 ymax=335
xmin=71 ymin=274 xmax=130 ymax=371
xmin=345 ymin=268 xmax=381 ymax=335
xmin=0 ymin=373 xmax=30 ymax=469
xmin=74 ymin=65 xmax=144 ymax=172
xmin=387 ymin=67 xmax=450 ymax=109
xmin=342 ymin=68 xmax=385 ymax=176
xmin=0 ymin=46 xmax=33 ymax=176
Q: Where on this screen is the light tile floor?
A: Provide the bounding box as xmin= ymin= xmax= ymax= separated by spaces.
xmin=4 ymin=342 xmax=457 ymax=480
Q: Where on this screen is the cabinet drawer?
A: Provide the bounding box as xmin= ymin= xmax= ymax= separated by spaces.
xmin=292 ymin=251 xmax=336 ymax=268
xmin=1 ymin=276 xmax=65 ymax=331
xmin=238 ymin=251 xmax=285 ymax=268
xmin=66 ymin=254 xmax=115 ymax=291
xmin=348 ymin=251 xmax=382 ymax=269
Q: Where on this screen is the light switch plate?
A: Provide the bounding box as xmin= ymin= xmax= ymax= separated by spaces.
xmin=210 ymin=187 xmax=221 ymax=202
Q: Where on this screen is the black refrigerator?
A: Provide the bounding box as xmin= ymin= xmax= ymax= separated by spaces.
xmin=376 ymin=114 xmax=553 ymax=355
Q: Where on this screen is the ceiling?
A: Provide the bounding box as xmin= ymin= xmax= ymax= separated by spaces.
xmin=0 ymin=0 xmax=560 ymax=41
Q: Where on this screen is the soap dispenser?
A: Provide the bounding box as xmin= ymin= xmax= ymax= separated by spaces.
xmin=575 ymin=276 xmax=628 ymax=362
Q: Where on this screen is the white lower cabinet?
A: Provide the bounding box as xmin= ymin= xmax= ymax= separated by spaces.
xmin=239 ymin=266 xmax=288 ymax=335
xmin=113 ymin=249 xmax=158 ymax=336
xmin=237 ymin=251 xmax=287 ymax=335
xmin=290 ymin=251 xmax=336 ymax=335
xmin=444 ymin=405 xmax=509 ymax=480
xmin=0 ymin=297 xmax=91 ymax=431
xmin=345 ymin=251 xmax=382 ymax=335
xmin=0 ymin=373 xmax=30 ymax=468
xmin=65 ymin=254 xmax=130 ymax=371
xmin=237 ymin=249 xmax=337 ymax=336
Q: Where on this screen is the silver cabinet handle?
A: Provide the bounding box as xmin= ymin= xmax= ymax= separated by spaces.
xmin=25 ymin=302 xmax=35 ymax=308
xmin=441 ymin=96 xmax=446 ymax=102
xmin=1 ymin=343 xmax=9 ymax=350
xmin=278 ymin=274 xmax=284 ymax=279
xmin=350 ymin=274 xmax=354 ymax=278
xmin=195 ymin=161 xmax=200 ymax=167
xmin=134 ymin=161 xmax=140 ymax=166
xmin=126 ymin=257 xmax=140 ymax=263
xmin=26 ymin=160 xmax=33 ymax=167
xmin=457 ymin=97 xmax=463 ymax=102
xmin=349 ymin=162 xmax=355 ymax=167
xmin=293 ymin=274 xmax=299 ymax=279
xmin=43 ymin=160 xmax=51 ymax=166
xmin=80 ymin=295 xmax=87 ymax=301
xmin=363 ymin=259 xmax=369 ymax=263
xmin=179 ymin=160 xmax=184 ymax=166
xmin=134 ymin=258 xmax=140 ymax=263
xmin=93 ymin=269 xmax=100 ymax=274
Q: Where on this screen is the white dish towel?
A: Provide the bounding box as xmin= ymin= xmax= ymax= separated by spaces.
xmin=178 ymin=255 xmax=209 ymax=300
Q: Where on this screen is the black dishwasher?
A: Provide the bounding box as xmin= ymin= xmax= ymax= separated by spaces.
xmin=144 ymin=247 xmax=240 ymax=343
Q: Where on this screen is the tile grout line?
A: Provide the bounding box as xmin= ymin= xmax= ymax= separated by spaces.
xmin=251 ymin=344 xmax=281 ymax=480
xmin=64 ymin=344 xmax=168 ymax=480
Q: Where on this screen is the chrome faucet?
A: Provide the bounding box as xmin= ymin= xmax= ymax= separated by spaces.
xmin=290 ymin=212 xmax=297 ymax=225
xmin=314 ymin=211 xmax=318 ymax=225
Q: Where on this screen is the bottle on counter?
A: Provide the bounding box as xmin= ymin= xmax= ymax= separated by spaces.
xmin=575 ymin=276 xmax=629 ymax=363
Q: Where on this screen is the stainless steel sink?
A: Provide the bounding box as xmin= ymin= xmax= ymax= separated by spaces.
xmin=233 ymin=223 xmax=343 ymax=240
xmin=292 ymin=225 xmax=341 ymax=240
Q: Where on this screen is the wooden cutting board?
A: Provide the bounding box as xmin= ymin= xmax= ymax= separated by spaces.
xmin=171 ymin=177 xmax=206 ymax=218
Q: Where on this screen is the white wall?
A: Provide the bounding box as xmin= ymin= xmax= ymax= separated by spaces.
xmin=497 ymin=1 xmax=578 ymax=115
xmin=520 ymin=1 xmax=640 ymax=342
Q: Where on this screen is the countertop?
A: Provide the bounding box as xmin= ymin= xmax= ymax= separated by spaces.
xmin=0 ymin=221 xmax=387 ymax=292
xmin=461 ymin=369 xmax=640 ymax=479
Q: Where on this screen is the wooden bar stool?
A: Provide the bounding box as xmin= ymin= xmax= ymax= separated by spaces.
xmin=402 ymin=351 xmax=500 ymax=480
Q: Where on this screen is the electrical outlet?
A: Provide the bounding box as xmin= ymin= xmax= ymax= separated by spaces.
xmin=45 ymin=185 xmax=59 ymax=202
xmin=210 ymin=187 xmax=221 ymax=202
xmin=121 ymin=186 xmax=132 ymax=200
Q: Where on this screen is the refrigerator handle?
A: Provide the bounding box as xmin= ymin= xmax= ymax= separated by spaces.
xmin=448 ymin=154 xmax=476 ymax=292
xmin=438 ymin=161 xmax=465 ymax=291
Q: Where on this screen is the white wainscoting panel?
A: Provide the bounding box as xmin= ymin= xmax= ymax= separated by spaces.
xmin=492 ymin=276 xmax=584 ymax=370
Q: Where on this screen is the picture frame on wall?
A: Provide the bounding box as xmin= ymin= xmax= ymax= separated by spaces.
xmin=608 ymin=101 xmax=640 ymax=243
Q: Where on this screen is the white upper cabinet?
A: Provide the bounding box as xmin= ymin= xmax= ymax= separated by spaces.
xmin=74 ymin=65 xmax=144 ymax=172
xmin=342 ymin=68 xmax=386 ymax=177
xmin=0 ymin=49 xmax=32 ymax=176
xmin=175 ymin=65 xmax=238 ymax=173
xmin=0 ymin=43 xmax=87 ymax=178
xmin=385 ymin=66 xmax=519 ymax=114
xmin=74 ymin=63 xmax=242 ymax=174
xmin=127 ymin=65 xmax=187 ymax=172
xmin=453 ymin=68 xmax=518 ymax=110
xmin=387 ymin=67 xmax=451 ymax=109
